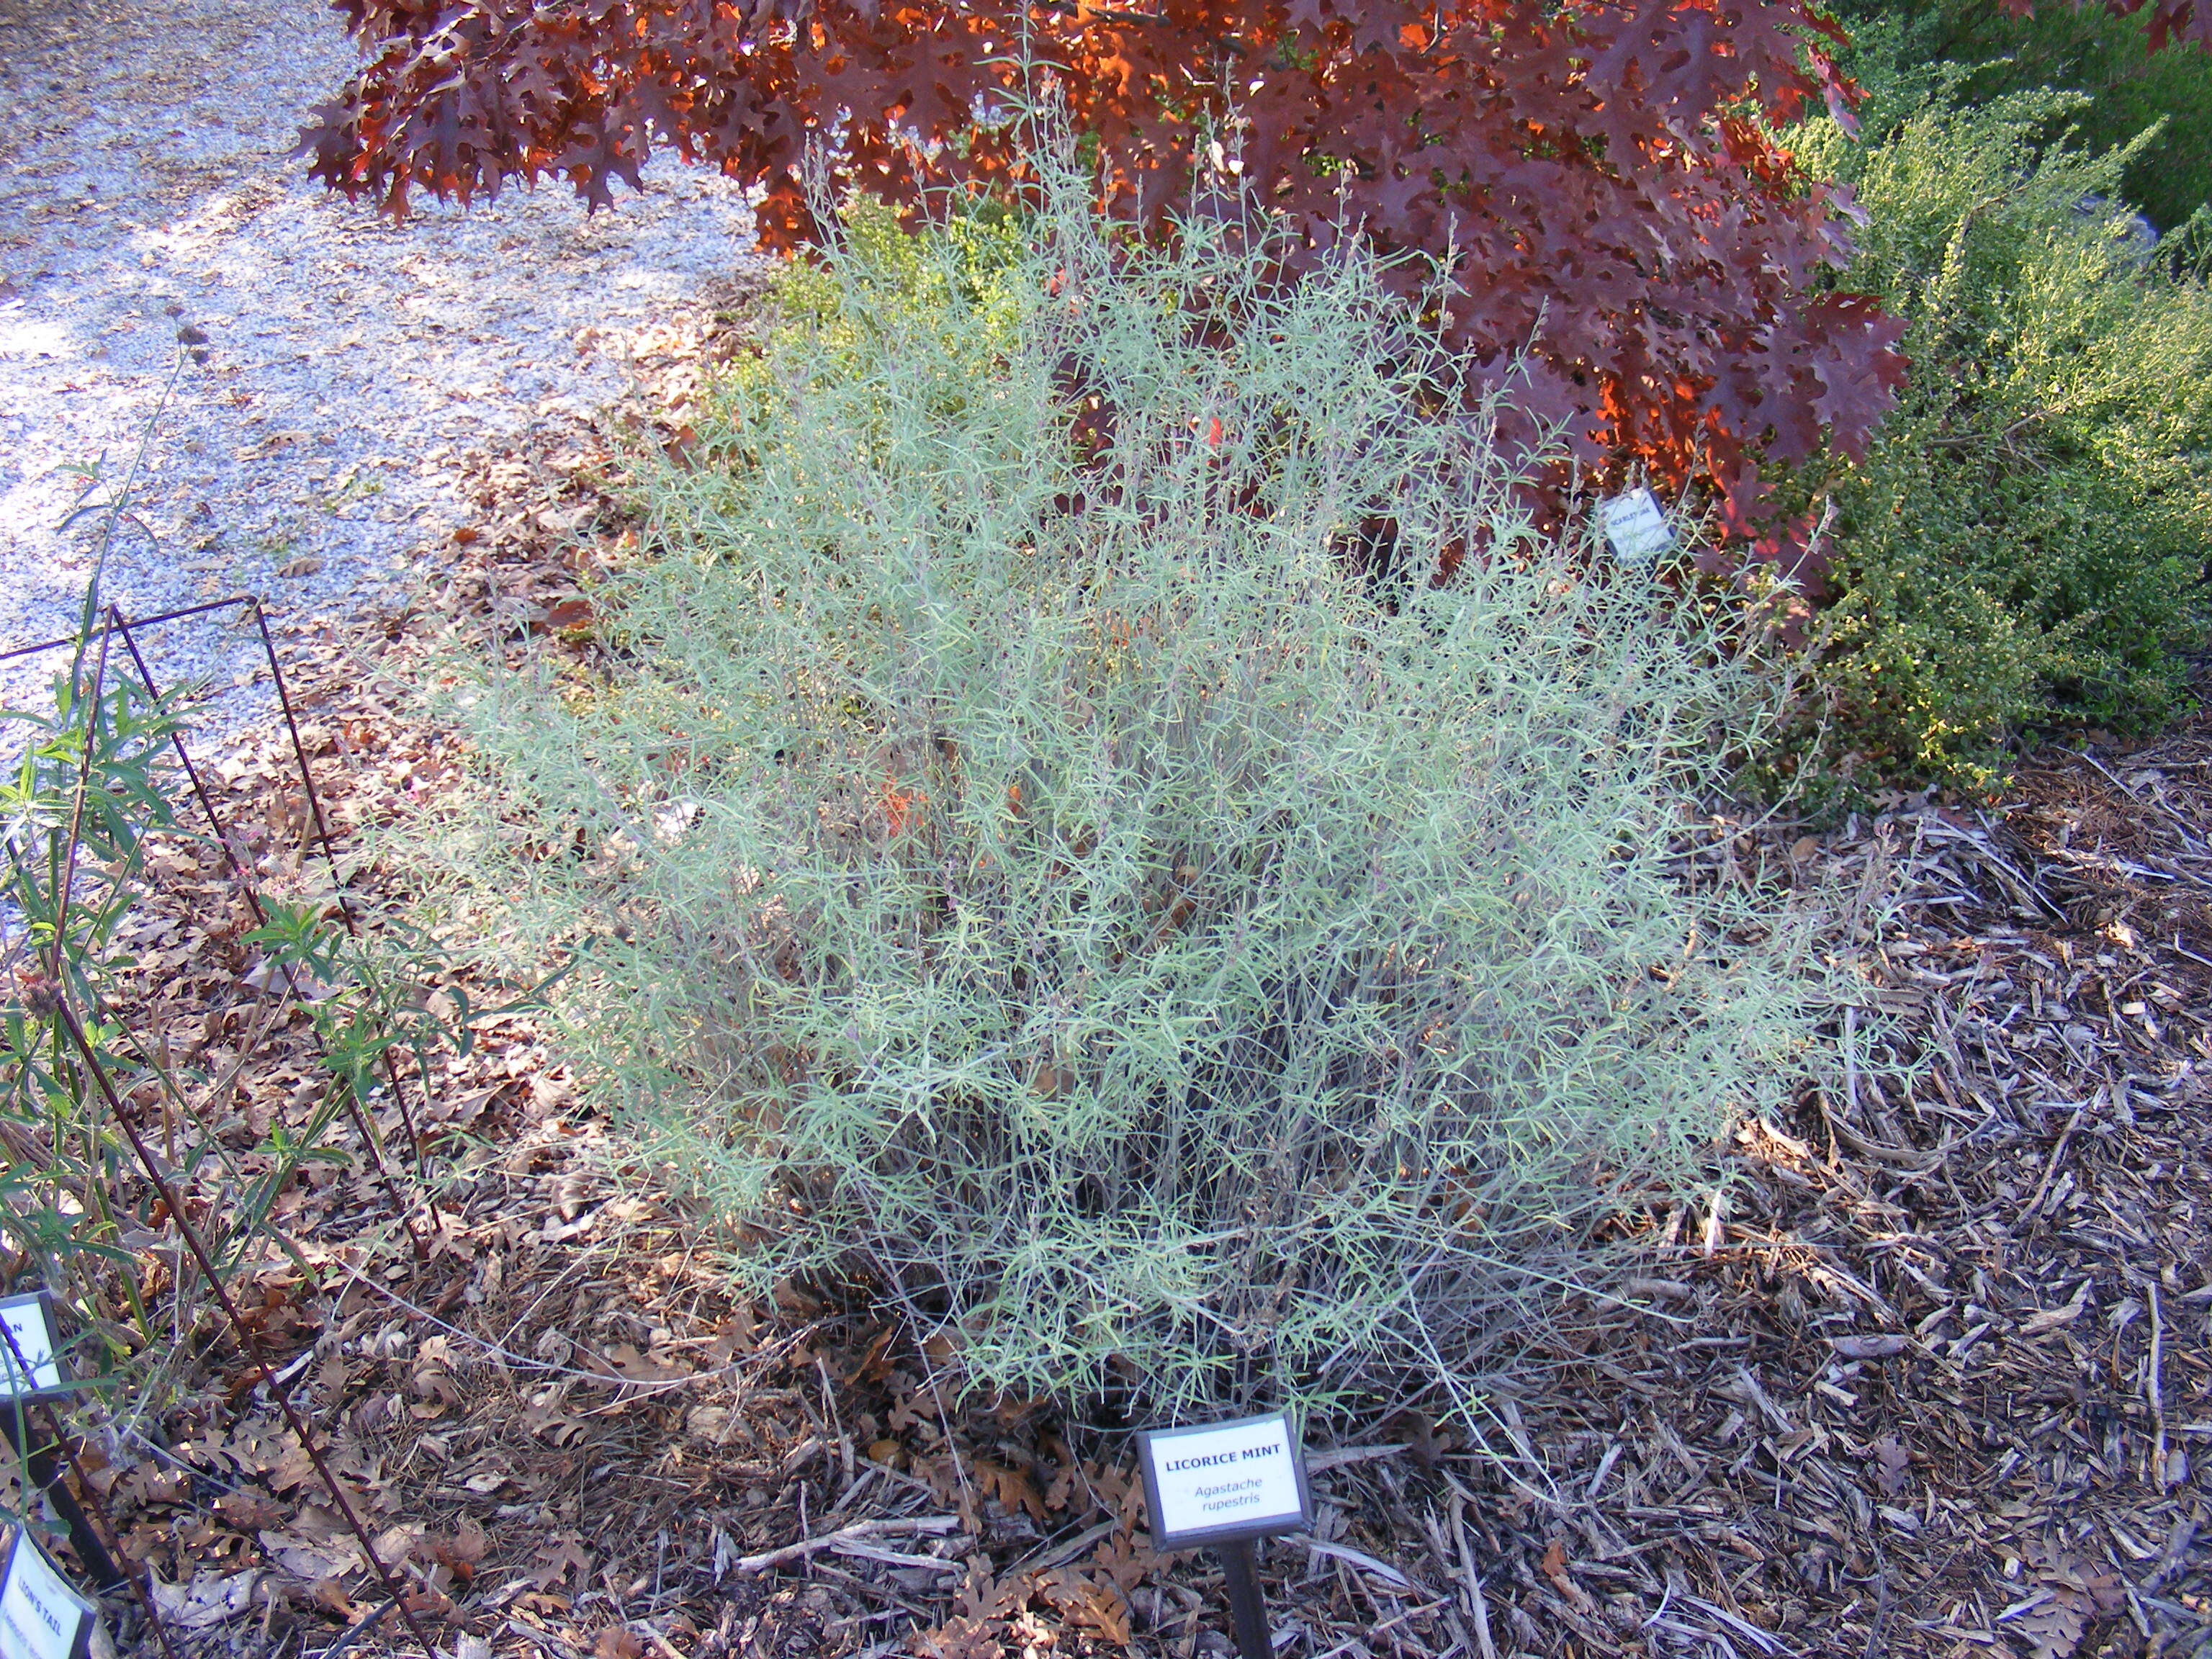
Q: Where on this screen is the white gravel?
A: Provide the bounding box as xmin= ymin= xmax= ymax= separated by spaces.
xmin=0 ymin=0 xmax=761 ymax=734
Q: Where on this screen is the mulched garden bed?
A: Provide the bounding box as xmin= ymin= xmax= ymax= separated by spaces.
xmin=9 ymin=318 xmax=2205 ymax=1659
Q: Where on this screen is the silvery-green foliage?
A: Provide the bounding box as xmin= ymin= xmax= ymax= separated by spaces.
xmin=448 ymin=140 xmax=1839 ymax=1419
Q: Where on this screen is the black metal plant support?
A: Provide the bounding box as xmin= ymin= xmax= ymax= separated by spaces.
xmin=244 ymin=601 xmax=441 ymax=1211
xmin=2 ymin=338 xmax=435 ymax=1652
xmin=1216 ymin=1539 xmax=1274 ymax=1659
xmin=5 ymin=598 xmax=445 ymax=1257
xmin=46 ymin=994 xmax=440 ymax=1658
xmin=103 ymin=602 xmax=439 ymax=1258
xmin=4 ymin=597 xmax=457 ymax=1655
xmin=42 ymin=1416 xmax=186 ymax=1659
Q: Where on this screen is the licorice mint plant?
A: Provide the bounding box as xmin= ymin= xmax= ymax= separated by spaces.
xmin=435 ymin=130 xmax=1848 ymax=1422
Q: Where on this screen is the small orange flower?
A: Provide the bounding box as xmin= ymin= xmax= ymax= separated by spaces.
xmin=882 ymin=779 xmax=922 ymax=837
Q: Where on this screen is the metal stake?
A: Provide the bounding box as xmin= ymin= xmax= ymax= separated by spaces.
xmin=1217 ymin=1538 xmax=1274 ymax=1659
xmin=105 ymin=607 xmax=265 ymax=925
xmin=248 ymin=602 xmax=443 ymax=1230
xmin=32 ymin=1404 xmax=187 ymax=1659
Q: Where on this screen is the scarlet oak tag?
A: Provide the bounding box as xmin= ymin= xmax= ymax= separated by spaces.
xmin=1599 ymin=487 xmax=1676 ymax=565
xmin=1137 ymin=1411 xmax=1312 ymax=1548
xmin=0 ymin=1527 xmax=96 ymax=1659
xmin=0 ymin=1297 xmax=62 ymax=1400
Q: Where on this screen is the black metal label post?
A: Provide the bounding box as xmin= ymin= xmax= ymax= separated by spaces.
xmin=1138 ymin=1412 xmax=1313 ymax=1659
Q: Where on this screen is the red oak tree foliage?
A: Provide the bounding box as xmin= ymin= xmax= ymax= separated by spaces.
xmin=300 ymin=0 xmax=2209 ymax=561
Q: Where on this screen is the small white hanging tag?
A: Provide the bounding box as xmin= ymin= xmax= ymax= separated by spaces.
xmin=1599 ymin=487 xmax=1675 ymax=565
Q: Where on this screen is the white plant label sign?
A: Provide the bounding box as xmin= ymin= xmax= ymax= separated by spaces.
xmin=0 ymin=1298 xmax=60 ymax=1400
xmin=0 ymin=1527 xmax=96 ymax=1659
xmin=1138 ymin=1411 xmax=1310 ymax=1547
xmin=1599 ymin=487 xmax=1675 ymax=565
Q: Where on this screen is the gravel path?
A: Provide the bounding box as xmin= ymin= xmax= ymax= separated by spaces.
xmin=0 ymin=0 xmax=760 ymax=734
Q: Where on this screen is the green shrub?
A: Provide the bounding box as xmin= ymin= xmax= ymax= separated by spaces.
xmin=1834 ymin=0 xmax=2212 ymax=232
xmin=433 ymin=140 xmax=1843 ymax=1419
xmin=1776 ymin=67 xmax=2212 ymax=796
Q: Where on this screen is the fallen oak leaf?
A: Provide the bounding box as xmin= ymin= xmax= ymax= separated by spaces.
xmin=911 ymin=1617 xmax=1004 ymax=1659
xmin=1030 ymin=1568 xmax=1133 ymax=1644
xmin=531 ymin=1538 xmax=592 ymax=1591
xmin=431 ymin=1519 xmax=490 ymax=1582
xmin=973 ymin=1457 xmax=1047 ymax=1523
xmin=950 ymin=1561 xmax=1022 ymax=1623
xmin=1084 ymin=1528 xmax=1156 ymax=1594
xmin=213 ymin=1489 xmax=288 ymax=1530
xmin=151 ymin=1570 xmax=264 ymax=1631
xmin=309 ymin=1578 xmax=363 ymax=1622
xmin=2003 ymin=1591 xmax=2088 ymax=1659
xmin=1539 ymin=1539 xmax=1594 ymax=1612
xmin=1871 ymin=1435 xmax=1911 ymax=1498
xmin=260 ymin=1529 xmax=364 ymax=1583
